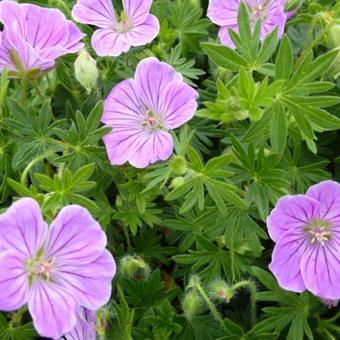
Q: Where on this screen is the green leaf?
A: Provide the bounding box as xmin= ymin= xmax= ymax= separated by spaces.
xmin=7 ymin=178 xmax=36 ymax=198
xmin=186 ymin=146 xmax=204 ymax=171
xmin=237 ymin=2 xmax=252 ymax=44
xmin=257 ymin=28 xmax=279 ymax=65
xmin=251 ymin=267 xmax=278 ymax=291
xmin=275 ymin=36 xmax=293 ymax=80
xmin=201 ymin=43 xmax=248 ymax=71
xmin=270 ymin=102 xmax=287 ymax=155
xmin=165 ymin=176 xmax=200 ymax=201
xmin=203 ymin=154 xmax=233 ymax=175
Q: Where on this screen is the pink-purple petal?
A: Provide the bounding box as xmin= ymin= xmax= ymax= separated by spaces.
xmin=91 ymin=28 xmax=130 ymax=57
xmin=123 ymin=0 xmax=153 ymax=25
xmin=71 ymin=0 xmax=116 ymax=28
xmin=300 ymin=240 xmax=340 ymax=300
xmin=219 ymin=26 xmax=238 ymax=48
xmin=103 ymin=128 xmax=146 ymax=166
xmin=160 ymin=80 xmax=198 ymax=129
xmin=1 ymin=29 xmax=54 ymax=72
xmin=267 ymin=195 xmax=320 ymax=243
xmin=61 ymin=308 xmax=96 ymax=340
xmin=0 ymin=1 xmax=84 ymax=73
xmin=207 ymin=0 xmax=239 ymax=26
xmin=0 ymin=251 xmax=29 ymax=311
xmin=135 ymin=57 xmax=179 ymax=113
xmin=46 ymin=205 xmax=107 ymax=265
xmin=124 ymin=15 xmax=160 ymax=47
xmin=207 ymin=0 xmax=288 ymax=47
xmin=0 ymin=198 xmax=47 ymax=257
xmin=28 ymin=280 xmax=79 ymax=338
xmin=0 ymin=1 xmax=27 ymax=37
xmin=129 ymin=130 xmax=174 ymax=168
xmin=54 ymin=250 xmax=115 ymax=310
xmin=269 ymin=230 xmax=308 ymax=293
xmin=306 ymin=180 xmax=340 ymax=223
xmin=102 ymin=78 xmax=144 ymax=125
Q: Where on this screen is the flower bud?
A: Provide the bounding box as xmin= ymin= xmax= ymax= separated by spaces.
xmin=115 ymin=195 xmax=123 ymax=207
xmin=328 ymin=24 xmax=340 ymax=49
xmin=74 ymin=50 xmax=98 ymax=93
xmin=120 ymin=255 xmax=150 ymax=278
xmin=210 ymin=280 xmax=234 ymax=302
xmin=182 ymin=291 xmax=201 ymax=320
xmin=190 ymin=0 xmax=200 ymax=8
xmin=170 ymin=176 xmax=185 ymax=189
xmin=232 ymin=110 xmax=249 ymax=121
xmin=170 ymin=155 xmax=187 ymax=175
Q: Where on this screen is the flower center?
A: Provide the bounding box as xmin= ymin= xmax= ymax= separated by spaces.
xmin=247 ymin=1 xmax=269 ymax=22
xmin=26 ymin=255 xmax=56 ymax=283
xmin=305 ymin=219 xmax=331 ymax=246
xmin=116 ymin=10 xmax=132 ymax=33
xmin=117 ymin=19 xmax=131 ymax=33
xmin=141 ymin=110 xmax=163 ymax=131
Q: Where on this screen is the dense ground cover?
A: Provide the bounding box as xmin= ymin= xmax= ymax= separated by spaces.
xmin=0 ymin=0 xmax=339 ymax=339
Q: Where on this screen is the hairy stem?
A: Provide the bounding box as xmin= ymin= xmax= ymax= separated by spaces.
xmin=21 ymin=151 xmax=56 ymax=186
xmin=231 ymin=280 xmax=257 ymax=327
xmin=192 ymin=277 xmax=225 ymax=328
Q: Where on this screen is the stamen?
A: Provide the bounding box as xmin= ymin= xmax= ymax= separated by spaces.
xmin=142 ymin=109 xmax=163 ymax=130
xmin=36 ymin=258 xmax=56 ymax=281
xmin=26 ymin=256 xmax=56 ymax=282
xmin=305 ymin=219 xmax=332 ymax=246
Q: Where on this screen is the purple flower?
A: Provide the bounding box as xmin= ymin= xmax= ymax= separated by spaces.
xmin=0 ymin=1 xmax=84 ymax=77
xmin=0 ymin=198 xmax=116 ymax=338
xmin=101 ymin=57 xmax=198 ymax=168
xmin=72 ymin=0 xmax=159 ymax=57
xmin=207 ymin=0 xmax=288 ymax=48
xmin=61 ymin=308 xmax=96 ymax=340
xmin=267 ymin=181 xmax=340 ymax=301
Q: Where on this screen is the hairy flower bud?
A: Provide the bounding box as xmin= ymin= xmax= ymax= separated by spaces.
xmin=74 ymin=50 xmax=98 ymax=93
xmin=170 ymin=155 xmax=187 ymax=175
xmin=170 ymin=176 xmax=185 ymax=189
xmin=328 ymin=24 xmax=340 ymax=49
xmin=182 ymin=291 xmax=201 ymax=320
xmin=210 ymin=280 xmax=234 ymax=302
xmin=120 ymin=255 xmax=150 ymax=278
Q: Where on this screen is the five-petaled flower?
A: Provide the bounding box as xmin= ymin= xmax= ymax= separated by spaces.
xmin=207 ymin=0 xmax=288 ymax=48
xmin=0 ymin=198 xmax=116 ymax=339
xmin=101 ymin=57 xmax=199 ymax=168
xmin=267 ymin=181 xmax=340 ymax=301
xmin=0 ymin=1 xmax=84 ymax=78
xmin=72 ymin=0 xmax=159 ymax=57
